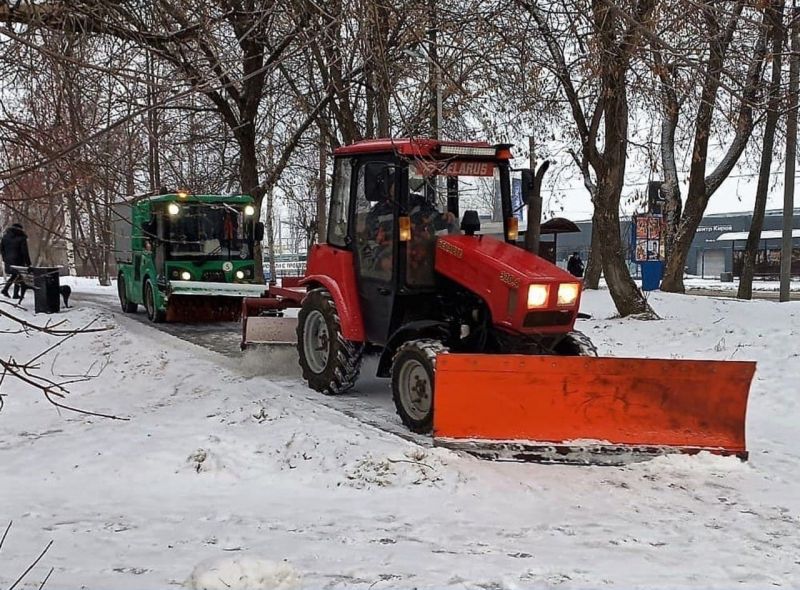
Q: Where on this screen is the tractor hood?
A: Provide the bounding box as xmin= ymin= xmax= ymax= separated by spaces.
xmin=434 ymin=234 xmax=581 ymax=334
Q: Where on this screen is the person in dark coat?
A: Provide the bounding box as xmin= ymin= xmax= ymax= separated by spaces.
xmin=1 ymin=223 xmax=32 ymax=299
xmin=567 ymin=251 xmax=584 ymax=278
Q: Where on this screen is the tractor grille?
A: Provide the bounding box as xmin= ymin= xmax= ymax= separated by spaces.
xmin=523 ymin=310 xmax=572 ymax=328
xmin=202 ymin=270 xmax=226 ymax=282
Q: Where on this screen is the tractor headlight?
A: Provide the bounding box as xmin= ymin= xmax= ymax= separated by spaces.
xmin=527 ymin=284 xmax=549 ymax=308
xmin=180 ymin=271 xmax=191 ymax=281
xmin=235 ymin=270 xmax=245 ymax=280
xmin=168 ymin=203 xmax=181 ymax=215
xmin=244 ymin=205 xmax=255 ymax=216
xmin=557 ymin=283 xmax=580 ymax=306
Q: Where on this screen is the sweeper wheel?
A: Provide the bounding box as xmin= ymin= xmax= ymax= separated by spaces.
xmin=144 ymin=280 xmax=166 ymax=323
xmin=117 ymin=274 xmax=137 ymax=313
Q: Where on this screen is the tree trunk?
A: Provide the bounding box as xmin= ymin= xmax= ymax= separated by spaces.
xmin=591 ymin=22 xmax=652 ymax=316
xmin=659 ymin=84 xmax=682 ymax=259
xmin=63 ymin=196 xmax=78 ymax=277
xmin=584 ymin=213 xmax=603 ymax=289
xmin=739 ymin=0 xmax=785 ymax=299
xmin=661 ymin=4 xmax=769 ymax=292
xmin=661 ymin=195 xmax=705 ymax=292
xmin=265 ymin=184 xmax=277 ymax=285
xmin=316 ymin=130 xmax=327 ymax=245
xmin=595 ymin=197 xmax=648 ymax=315
xmin=238 ymin=126 xmax=266 ymax=283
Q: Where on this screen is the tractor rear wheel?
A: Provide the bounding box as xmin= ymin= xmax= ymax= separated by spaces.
xmin=297 ymin=288 xmax=363 ymax=394
xmin=554 ymin=330 xmax=598 ymax=357
xmin=391 ymin=339 xmax=448 ymax=434
xmin=118 ymin=275 xmax=137 ymax=313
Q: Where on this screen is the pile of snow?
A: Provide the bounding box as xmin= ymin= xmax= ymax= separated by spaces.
xmin=1 ymin=285 xmax=799 ymax=588
xmin=188 ymin=557 xmax=301 ymax=590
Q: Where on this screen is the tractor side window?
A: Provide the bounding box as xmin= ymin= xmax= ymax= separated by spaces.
xmin=328 ymin=158 xmax=352 ymax=247
xmin=355 ymin=165 xmax=393 ymax=282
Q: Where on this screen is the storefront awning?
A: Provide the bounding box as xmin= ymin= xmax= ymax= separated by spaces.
xmin=716 ymin=229 xmax=800 ymax=241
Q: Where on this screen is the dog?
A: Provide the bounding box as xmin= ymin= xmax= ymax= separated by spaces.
xmin=9 ymin=281 xmax=72 ymax=308
xmin=13 ymin=283 xmax=71 ymax=308
xmin=59 ymin=284 xmax=71 ymax=308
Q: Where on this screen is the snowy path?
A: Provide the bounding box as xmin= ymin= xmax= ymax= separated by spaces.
xmin=1 ymin=283 xmax=800 ymax=589
xmin=73 ymin=290 xmax=428 ymax=447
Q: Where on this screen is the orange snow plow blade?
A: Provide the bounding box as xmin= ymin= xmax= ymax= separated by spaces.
xmin=434 ymin=355 xmax=755 ymax=465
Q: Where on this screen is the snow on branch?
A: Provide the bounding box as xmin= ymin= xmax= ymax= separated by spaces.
xmin=0 ymin=302 xmax=126 ymax=420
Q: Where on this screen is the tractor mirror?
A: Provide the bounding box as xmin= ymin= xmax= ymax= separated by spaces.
xmin=141 ymin=217 xmax=157 ymax=237
xmin=364 ymin=162 xmax=395 ymax=202
xmin=254 ymin=222 xmax=265 ymax=242
xmin=461 ymin=210 xmax=481 ymax=236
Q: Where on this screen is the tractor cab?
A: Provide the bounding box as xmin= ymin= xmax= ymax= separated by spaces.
xmin=323 ymin=139 xmax=518 ymax=348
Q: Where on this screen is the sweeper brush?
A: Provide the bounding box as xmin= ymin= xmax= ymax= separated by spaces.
xmin=241 ymin=138 xmax=756 ymax=465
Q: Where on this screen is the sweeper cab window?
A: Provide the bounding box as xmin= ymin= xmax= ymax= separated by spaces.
xmin=166 ymin=203 xmax=250 ymax=260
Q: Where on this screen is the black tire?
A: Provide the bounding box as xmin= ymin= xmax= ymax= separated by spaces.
xmin=554 ymin=330 xmax=598 ymax=357
xmin=118 ymin=275 xmax=138 ymax=313
xmin=143 ymin=280 xmax=166 ymax=323
xmin=391 ymin=339 xmax=448 ymax=434
xmin=297 ymin=288 xmax=363 ymax=394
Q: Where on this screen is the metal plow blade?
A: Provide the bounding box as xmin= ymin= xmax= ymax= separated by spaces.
xmin=433 ymin=355 xmax=756 ymax=465
xmin=241 ymin=315 xmax=298 ymax=348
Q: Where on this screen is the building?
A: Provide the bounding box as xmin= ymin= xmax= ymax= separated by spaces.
xmin=524 ymin=208 xmax=800 ymax=278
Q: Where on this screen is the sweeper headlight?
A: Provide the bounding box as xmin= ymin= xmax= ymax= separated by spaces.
xmin=527 ymin=284 xmax=549 ymax=308
xmin=180 ymin=271 xmax=191 ymax=281
xmin=236 ymin=270 xmax=245 ymax=280
xmin=168 ymin=203 xmax=181 ymax=215
xmin=557 ymin=283 xmax=580 ymax=306
xmin=244 ymin=205 xmax=255 ymax=216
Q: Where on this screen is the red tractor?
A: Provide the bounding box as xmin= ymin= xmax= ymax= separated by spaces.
xmin=242 ymin=138 xmax=754 ymax=462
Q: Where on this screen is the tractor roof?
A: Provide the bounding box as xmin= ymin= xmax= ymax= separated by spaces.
xmin=334 ymin=138 xmax=512 ymax=160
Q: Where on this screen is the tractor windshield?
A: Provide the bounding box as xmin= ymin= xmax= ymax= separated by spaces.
xmin=406 ymin=161 xmax=499 ymax=287
xmin=167 ymin=203 xmax=250 ymax=260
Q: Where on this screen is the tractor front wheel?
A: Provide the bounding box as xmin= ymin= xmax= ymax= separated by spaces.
xmin=554 ymin=330 xmax=598 ymax=357
xmin=391 ymin=339 xmax=448 ymax=434
xmin=297 ymin=288 xmax=363 ymax=394
xmin=144 ymin=280 xmax=166 ymax=323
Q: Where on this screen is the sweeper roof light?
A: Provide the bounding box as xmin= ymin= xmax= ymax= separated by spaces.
xmin=439 ymin=145 xmax=497 ymax=157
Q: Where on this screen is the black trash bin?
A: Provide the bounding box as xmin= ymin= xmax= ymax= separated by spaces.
xmin=31 ymin=267 xmax=61 ymax=314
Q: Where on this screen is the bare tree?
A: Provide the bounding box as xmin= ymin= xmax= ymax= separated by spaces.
xmin=738 ymin=0 xmax=786 ymax=299
xmin=516 ymin=0 xmax=656 ymax=317
xmin=653 ymin=1 xmax=771 ymax=292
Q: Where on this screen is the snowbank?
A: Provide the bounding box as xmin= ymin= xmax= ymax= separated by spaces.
xmin=1 ymin=288 xmax=799 ymax=589
xmin=188 ymin=557 xmax=301 ymax=590
xmin=684 ymin=276 xmax=800 ymax=292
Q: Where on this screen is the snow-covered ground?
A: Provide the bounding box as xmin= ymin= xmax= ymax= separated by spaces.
xmin=683 ymin=275 xmax=800 ymax=292
xmin=1 ymin=284 xmax=799 ymax=589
